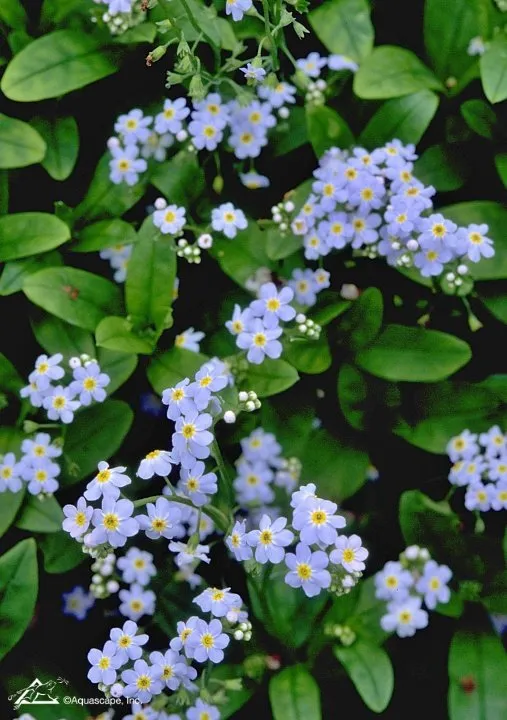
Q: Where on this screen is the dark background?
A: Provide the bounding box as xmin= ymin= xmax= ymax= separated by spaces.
xmin=1 ymin=0 xmax=506 ymax=717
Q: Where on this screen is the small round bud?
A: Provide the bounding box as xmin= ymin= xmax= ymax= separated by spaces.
xmin=244 ymin=631 xmax=252 ymax=641
xmin=107 ymin=136 xmax=120 ymax=150
xmin=154 ymin=197 xmax=167 ymax=210
xmin=278 ymin=106 xmax=290 ymax=119
xmin=406 ymin=239 xmax=419 ymax=251
xmin=106 ymin=580 xmax=119 ymax=593
xmin=284 ymin=201 xmax=295 ymax=213
xmin=110 ymin=683 xmax=123 ymax=698
xmin=234 ymin=630 xmax=244 ymax=641
xmin=295 ymin=313 xmax=306 ymax=323
xmin=316 ymin=79 xmax=327 ymax=91
xmin=92 ymin=574 xmax=102 ymax=584
xmin=404 ymin=545 xmax=419 ymax=560
xmin=80 ymin=353 xmax=91 ymax=363
xmin=457 ymin=264 xmax=468 ymax=275
xmin=176 ymin=129 xmax=188 ymax=142
xmin=271 ymin=206 xmax=279 ymax=215
xmin=198 ymin=233 xmax=213 ymax=249
xmin=298 ymin=324 xmax=307 ymax=333
xmin=69 ymin=356 xmax=81 ymax=369
xmin=238 ymin=391 xmax=248 ymax=403
xmin=446 ymin=272 xmax=455 ymax=282
xmin=248 ymin=391 xmax=257 ymax=400
xmin=391 ymin=241 xmax=401 ymax=251
xmin=273 ymin=213 xmax=282 ymax=224
xmin=340 ymin=283 xmax=360 ymax=300
xmin=223 ymin=410 xmax=236 ymax=424
xmin=419 ymin=548 xmax=430 ymax=561
xmin=101 ymin=563 xmax=114 ymax=577
xmin=245 ymin=400 xmax=255 ymax=412
xmin=254 ymin=399 xmax=261 ymax=409
xmin=454 ymin=278 xmax=463 ymax=286
xmin=279 ymin=222 xmax=288 ymax=231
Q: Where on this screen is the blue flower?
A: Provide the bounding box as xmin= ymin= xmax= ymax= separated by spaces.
xmin=229 ymin=125 xmax=266 ymax=159
xmin=193 ymin=93 xmax=230 ymax=128
xmin=456 ymin=223 xmax=494 ymax=263
xmin=138 ymin=497 xmax=183 ymax=540
xmin=331 ymin=534 xmax=369 ymax=572
xmin=285 ymin=542 xmax=331 ymax=597
xmin=154 ymin=98 xmax=190 ymax=135
xmin=240 ymin=428 xmax=281 ymax=463
xmin=122 ymin=659 xmax=163 ymax=704
xmin=349 ymin=212 xmax=381 ymax=249
xmin=117 ymin=548 xmax=156 ymax=586
xmin=250 ymin=282 xmax=296 ymax=328
xmin=141 ymin=130 xmax=174 ymax=162
xmin=236 ymin=318 xmax=283 ymax=364
xmin=90 ymin=497 xmax=139 ymax=548
xmin=187 ymin=699 xmax=220 ymax=720
xmin=28 ymin=352 xmax=64 ymax=391
xmin=258 ymin=81 xmax=296 ymax=108
xmin=490 ymin=480 xmax=507 ymax=510
xmin=179 ymin=460 xmax=218 ymax=507
xmin=110 ymin=620 xmax=149 ymax=665
xmin=119 ymin=583 xmax=156 ymax=621
xmin=479 ymin=425 xmax=506 ymax=457
xmin=374 ymin=561 xmax=413 ymax=601
xmin=296 ymin=52 xmax=327 ymax=78
xmin=226 ymin=519 xmax=253 ymax=561
xmin=84 ymin=461 xmax=131 ymax=501
xmin=328 ymin=54 xmax=359 ymax=72
xmin=63 ymin=497 xmax=93 ymax=538
xmin=153 ymin=204 xmax=186 ymax=235
xmin=415 ymin=560 xmax=452 ymax=609
xmin=174 ymin=327 xmax=205 ymax=352
xmin=289 ymin=268 xmax=319 ymax=306
xmin=381 ymin=597 xmax=429 ymax=637
xmin=23 ymin=457 xmax=60 ymax=495
xmin=173 ymin=410 xmax=214 ymax=468
xmin=188 ymin=118 xmax=224 ymax=151
xmin=318 ymin=212 xmax=352 ymax=249
xmin=465 ymin=482 xmax=493 ymax=512
xmin=240 ymin=171 xmax=270 ymax=189
xmin=418 ymin=213 xmax=458 ymax=249
xmin=211 ymin=203 xmax=248 ymax=239
xmin=413 ymin=242 xmax=452 ymax=277
xmin=69 ymin=361 xmax=110 ymax=406
xmin=109 ymin=144 xmax=147 ymax=186
xmin=240 ymin=63 xmax=266 ymax=82
xmin=186 ymin=618 xmax=230 ymax=663
xmin=169 ymin=541 xmax=211 ymax=567
xmin=246 ymin=514 xmax=294 ymax=564
xmin=0 ymin=452 xmax=22 ymax=493
xmin=115 ymin=109 xmax=152 ymax=145
xmin=170 ymin=616 xmax=199 ymax=652
xmin=446 ymin=429 xmax=479 ymax=462
xmin=137 ymin=449 xmax=174 ymax=479
xmin=62 ymin=585 xmax=94 ymax=620
xmin=292 ymin=497 xmax=346 ymax=547
xmin=21 ymin=432 xmax=62 ymax=461
xmin=162 ymin=378 xmax=197 ymax=421
xmin=193 ymin=586 xmax=243 ymax=617
xmin=149 ymin=648 xmax=194 ymax=691
xmin=225 ymin=0 xmax=252 ymax=22
xmin=87 ymin=640 xmax=122 ymax=686
xmin=226 ymin=304 xmax=254 ymax=336
xmin=192 ymin=362 xmax=228 ymax=410
xmin=233 ymin=460 xmax=275 ymax=505
xmin=42 ymin=385 xmax=80 ymax=424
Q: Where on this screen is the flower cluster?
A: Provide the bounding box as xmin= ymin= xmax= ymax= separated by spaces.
xmin=286 ymin=141 xmax=494 ymax=283
xmin=375 ymin=545 xmax=452 ymax=637
xmin=100 ymin=243 xmax=133 ymax=283
xmin=227 ymin=478 xmax=368 ymax=599
xmin=0 ymin=432 xmax=62 ymax=497
xmin=447 ymin=426 xmax=507 ymax=512
xmin=91 ymin=0 xmax=146 ymax=37
xmin=226 ymin=282 xmax=296 ymax=364
xmin=20 ymin=353 xmax=110 ymax=423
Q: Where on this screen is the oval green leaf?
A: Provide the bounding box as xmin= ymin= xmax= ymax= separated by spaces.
xmin=15 ymin=495 xmax=63 ymax=533
xmin=72 ymin=218 xmax=137 ymax=253
xmin=334 ymin=640 xmax=394 ymax=712
xmin=354 ymin=46 xmax=443 ymax=99
xmin=269 ymin=665 xmax=321 ymax=720
xmin=359 ymin=91 xmax=439 ymax=148
xmin=242 ymin=358 xmax=299 ymax=398
xmin=0 ymin=113 xmax=46 ymax=169
xmin=0 ymin=539 xmax=38 ymax=661
xmin=23 ymin=267 xmax=122 ymax=331
xmin=308 ymin=0 xmax=373 ymax=62
xmin=0 ymin=212 xmax=70 ymax=262
xmin=147 ymin=347 xmax=209 ymax=395
xmin=1 ymin=30 xmax=117 ymax=102
xmin=480 ymin=33 xmax=507 ymax=104
xmin=31 ymin=116 xmax=79 ymax=181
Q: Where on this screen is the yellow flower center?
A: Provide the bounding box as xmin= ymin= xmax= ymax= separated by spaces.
xmin=310 ymin=509 xmax=327 ymax=526
xmin=207 ymin=104 xmax=219 ymax=114
xmin=342 ymin=548 xmax=355 ymax=564
xmin=52 ymin=396 xmax=66 ymax=409
xmin=426 ymin=250 xmax=438 ymax=261
xmin=186 ymin=477 xmax=199 ymax=491
xmin=163 ymin=665 xmax=173 ymax=678
xmin=297 ymin=563 xmax=312 ymax=580
xmin=182 ymin=423 xmax=196 ymax=439
xmin=323 ymin=183 xmax=334 ymax=197
xmin=332 ymin=223 xmax=343 ymax=234
xmin=103 ymin=513 xmax=119 ymax=531
xmin=136 ymin=675 xmax=151 ymax=690
xmin=249 ymin=111 xmax=262 ymax=123
xmin=199 ymin=375 xmax=212 ymax=387
xmin=353 ymin=219 xmax=365 ymax=231
xmin=266 ymin=297 xmax=280 ymax=311
xmin=83 ymin=377 xmax=97 ymax=391
xmin=361 ymin=188 xmax=374 ymax=201
xmin=98 ymin=657 xmax=110 ymax=670
xmin=36 ymin=470 xmax=47 ymax=482
xmin=247 ymin=474 xmax=259 ymax=485
xmin=345 ymin=168 xmax=357 ymax=180
xmin=204 ymin=125 xmax=216 ymax=137
xmin=164 ymin=108 xmax=175 ymax=119
xmin=172 ymin=388 xmax=185 ymax=401
xmin=477 ymin=491 xmax=487 ymax=502
xmin=241 ymin=132 xmax=253 ymax=144
xmin=432 ymin=223 xmax=446 ymax=238
xmin=232 ymin=320 xmax=243 ymax=333
xmin=297 ymin=281 xmax=308 ymax=292
xmin=399 ymin=610 xmax=412 ymax=624
xmin=38 ymin=362 xmax=49 ymax=374
xmin=231 ymin=533 xmax=240 ymax=547
xmin=164 ymin=210 xmax=176 ymax=223
xmin=134 ymin=558 xmax=146 ymax=569
xmin=97 ymin=469 xmax=111 ymax=484
xmin=201 ymin=633 xmax=215 ymax=649
xmin=119 ymin=635 xmax=132 ymax=647
xmin=1 ymin=467 xmax=12 ymax=479
xmin=118 ymin=159 xmax=130 ymax=171
xmin=429 ymin=577 xmax=440 ymax=591
xmin=152 ymin=518 xmax=167 ymax=532
xmin=259 ymin=529 xmax=273 ymax=545
xmin=469 ymin=232 xmax=482 ymax=244
xmin=34 ymin=445 xmax=46 ymax=456
xmin=253 ymin=333 xmax=267 ymax=347
xmin=180 ymin=628 xmax=192 ymax=642
xmin=130 ymin=600 xmax=143 ymax=612
xmin=224 ymin=212 xmax=235 ymax=222
xmin=126 ymin=119 xmax=138 ymax=129
xmin=75 ymin=511 xmax=87 ymax=527
xmin=211 ymin=589 xmax=225 ymax=602
xmin=396 ymin=214 xmax=407 ymax=223
xmin=386 ymin=575 xmax=398 ymax=588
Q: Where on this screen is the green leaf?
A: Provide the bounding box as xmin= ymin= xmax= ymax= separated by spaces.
xmin=338 ymin=363 xmax=369 ymax=430
xmin=338 ymin=287 xmax=383 ymax=351
xmin=0 ymin=251 xmax=63 ymax=296
xmin=448 ymin=628 xmax=507 ymax=719
xmin=150 ymin=150 xmax=205 ymax=207
xmin=269 ymin=665 xmax=321 ymax=720
xmin=359 ymin=91 xmax=440 ymax=148
xmin=461 ymin=99 xmax=496 ymax=139
xmin=306 ymin=104 xmax=354 ymax=157
xmin=126 ymin=218 xmax=177 ymax=332
xmin=74 ymin=152 xmax=149 ymax=223
xmin=299 ymin=428 xmax=368 ymax=502
xmin=311 ymin=292 xmax=351 ymax=326
xmin=31 ymin=314 xmax=95 ymax=359
xmin=480 ymin=33 xmax=507 ymax=104
xmin=440 ymin=202 xmax=507 ymax=280
xmin=1 ymin=30 xmax=117 ymax=102
xmin=210 ymin=225 xmax=273 ymax=289
xmin=393 ymin=382 xmax=505 ymax=453
xmin=23 ymin=267 xmax=122 ymax=331
xmin=424 ymin=0 xmax=491 ymax=81
xmin=0 ymin=0 xmax=27 ymax=28
xmin=38 ymin=530 xmax=85 ymax=574
xmin=16 ymin=494 xmax=63 ymax=533
xmin=309 ymin=0 xmax=373 ymax=62
xmin=495 ymin=153 xmax=507 ymax=188
xmin=0 ymin=212 xmax=70 ymax=262
xmin=354 ymin=46 xmax=443 ymax=99
xmin=0 ymin=539 xmax=38 ymax=662
xmin=147 ymin=347 xmax=209 ymax=395
xmin=414 ymin=144 xmax=468 ymax=191
xmin=62 ymin=400 xmax=133 ymax=485
xmin=242 ymin=358 xmax=299 ymax=398
xmin=0 ymin=352 xmax=23 ymax=393
xmin=114 ymin=22 xmax=157 ymax=44
xmin=0 ymin=426 xmax=25 ymax=537
xmin=97 ymin=348 xmax=138 ymax=394
xmin=478 ymin=282 xmax=507 ymax=324
xmin=334 ymin=640 xmax=394 ymax=713
xmin=41 ymin=0 xmax=89 ymax=25
xmin=284 ymin=335 xmax=332 ymax=374
xmin=0 ymin=113 xmax=46 ymax=169
xmin=346 ymin=576 xmax=392 ymax=645
xmin=355 ymin=324 xmax=472 ymax=382
xmin=96 ymin=316 xmax=156 ymax=354
xmin=72 ymin=218 xmax=137 ymax=252
xmin=265 ymin=226 xmax=302 ymax=261
xmin=273 ymin=107 xmax=309 ymax=156
xmin=31 ymin=115 xmax=79 ymax=181
xmin=208 ymin=665 xmax=253 ymax=719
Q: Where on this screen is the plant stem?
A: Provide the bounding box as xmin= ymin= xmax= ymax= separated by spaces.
xmin=179 ymin=0 xmax=221 ymax=69
xmin=261 ymin=0 xmax=279 ymax=71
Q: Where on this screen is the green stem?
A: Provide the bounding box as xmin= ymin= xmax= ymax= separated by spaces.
xmin=261 ymin=0 xmax=279 ymax=71
xmin=179 ymin=0 xmax=221 ymax=69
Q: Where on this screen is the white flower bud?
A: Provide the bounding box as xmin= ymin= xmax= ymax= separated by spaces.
xmin=110 ymin=682 xmax=123 ymax=698
xmin=406 ymin=239 xmax=419 ymax=251
xmin=446 ymin=272 xmax=455 ymax=282
xmin=278 ymin=106 xmax=290 ymax=119
xmin=457 ymin=264 xmax=468 ymax=275
xmin=273 ymin=213 xmax=283 ymax=224
xmin=245 ymin=400 xmax=255 ymax=412
xmin=238 ymin=391 xmax=248 ymax=403
xmin=244 ymin=631 xmax=252 ymax=641
xmin=92 ymin=574 xmax=102 ymax=584
xmin=284 ymin=201 xmax=295 ymax=213
xmin=233 ymin=630 xmax=244 ymax=641
xmin=454 ymin=278 xmax=463 ymax=286
xmin=176 ymin=129 xmax=188 ymax=142
xmin=419 ymin=548 xmax=430 ymax=561
xmin=254 ymin=399 xmax=261 ymax=409
xmin=295 ymin=313 xmax=306 ymax=323
xmin=107 ymin=580 xmax=120 ymax=593
xmin=248 ymin=391 xmax=257 ymax=400
xmin=223 ymin=410 xmax=236 ymax=424
xmin=298 ymin=324 xmax=307 ymax=333
xmin=101 ymin=563 xmax=114 ymax=576
xmin=271 ymin=206 xmax=279 ymax=215
xmin=316 ymin=79 xmax=327 ymax=91
xmin=106 ymin=137 xmax=119 ymax=150
xmin=197 ymin=233 xmax=213 ymax=249
xmin=154 ymin=197 xmax=167 ymax=210
xmin=279 ymin=222 xmax=288 ymax=231
xmin=340 ymin=283 xmax=360 ymax=300
xmin=404 ymin=545 xmax=419 ymax=560
xmin=69 ymin=356 xmax=81 ymax=369
xmin=80 ymin=353 xmax=91 ymax=362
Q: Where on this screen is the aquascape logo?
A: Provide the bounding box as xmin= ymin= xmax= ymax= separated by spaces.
xmin=9 ymin=677 xmax=68 ymax=709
